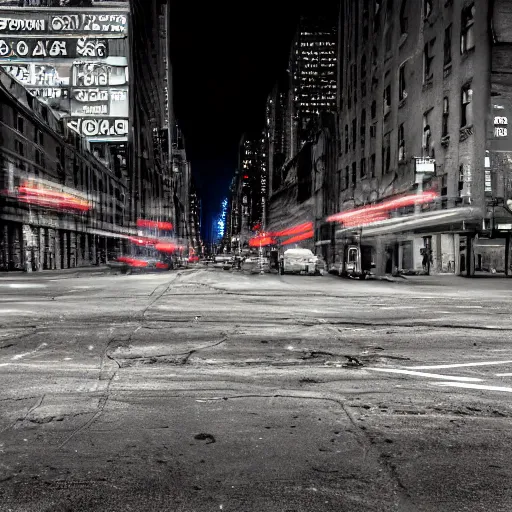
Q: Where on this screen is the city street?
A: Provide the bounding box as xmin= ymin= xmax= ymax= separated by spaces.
xmin=1 ymin=268 xmax=512 ymax=511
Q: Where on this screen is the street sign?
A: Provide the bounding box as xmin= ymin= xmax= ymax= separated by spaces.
xmin=414 ymin=157 xmax=435 ymax=174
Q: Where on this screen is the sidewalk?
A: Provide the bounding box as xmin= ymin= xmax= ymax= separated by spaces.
xmin=0 ymin=265 xmax=111 ymax=279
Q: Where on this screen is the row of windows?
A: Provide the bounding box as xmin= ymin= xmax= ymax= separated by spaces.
xmin=344 ymin=1 xmax=475 ymax=109
xmin=342 ymin=79 xmax=472 ymax=161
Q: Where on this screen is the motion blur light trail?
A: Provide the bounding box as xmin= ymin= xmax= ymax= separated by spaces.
xmin=326 ymin=190 xmax=439 ymax=227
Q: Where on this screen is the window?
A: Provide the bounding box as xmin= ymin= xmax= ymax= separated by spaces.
xmin=398 ymin=123 xmax=406 ymax=161
xmin=352 ymin=119 xmax=357 ymax=150
xmin=424 ymin=0 xmax=432 ymax=18
xmin=400 ymin=0 xmax=408 ymax=34
xmin=16 ymin=116 xmax=24 ymax=134
xmin=360 ymin=110 xmax=366 ymax=147
xmin=399 ymin=63 xmax=407 ymax=100
xmin=35 ymin=129 xmax=43 ymax=146
xmin=460 ymin=84 xmax=472 ymax=127
xmin=382 ymin=133 xmax=391 ymax=173
xmin=351 ymin=162 xmax=357 ymax=187
xmin=372 ymin=46 xmax=378 ymax=66
xmin=385 ymin=24 xmax=393 ymax=53
xmin=383 ymin=85 xmax=391 ymax=116
xmin=370 ymin=124 xmax=377 ymax=138
xmin=423 ymin=39 xmax=435 ymax=82
xmin=374 ymin=0 xmax=381 ymax=32
xmin=423 ymin=111 xmax=432 ymax=155
xmin=444 ymin=24 xmax=452 ymax=66
xmin=345 ymin=124 xmax=349 ymax=153
xmin=361 ymin=157 xmax=367 ymax=178
xmin=363 ymin=5 xmax=369 ymax=40
xmin=361 ymin=55 xmax=367 ymax=97
xmin=370 ymin=154 xmax=376 ymax=178
xmin=371 ymin=100 xmax=377 ymax=119
xmin=460 ymin=4 xmax=475 ymax=54
xmin=442 ymin=97 xmax=449 ymax=137
xmin=15 ymin=140 xmax=24 ymax=157
xmin=458 ymin=165 xmax=464 ymax=195
xmin=345 ymin=166 xmax=350 ymax=189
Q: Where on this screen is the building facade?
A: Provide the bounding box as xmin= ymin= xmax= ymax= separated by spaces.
xmin=335 ymin=0 xmax=512 ymax=276
xmin=0 ymin=67 xmax=132 ymax=271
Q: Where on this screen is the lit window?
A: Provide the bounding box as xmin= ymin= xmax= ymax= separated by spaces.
xmin=460 ymin=4 xmax=475 ymax=54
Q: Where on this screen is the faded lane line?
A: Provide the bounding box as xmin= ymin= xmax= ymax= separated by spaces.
xmin=455 ymin=305 xmax=483 ymax=309
xmin=433 ymin=382 xmax=512 ymax=393
xmin=406 ymin=360 xmax=512 ymax=370
xmin=11 ymin=343 xmax=47 ymax=361
xmin=366 ymin=368 xmax=483 ymax=382
xmin=0 ymin=283 xmax=47 ymax=289
xmin=495 ymin=373 xmax=512 ymax=377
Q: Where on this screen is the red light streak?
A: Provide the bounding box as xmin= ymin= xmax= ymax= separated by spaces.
xmin=136 ymin=219 xmax=173 ymax=230
xmin=281 ymin=230 xmax=314 ymax=246
xmin=17 ymin=185 xmax=91 ymax=212
xmin=326 ymin=191 xmax=439 ymax=224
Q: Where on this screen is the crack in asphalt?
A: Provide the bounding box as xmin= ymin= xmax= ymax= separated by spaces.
xmin=57 ymin=274 xmax=184 ymax=449
xmin=1 ymin=394 xmax=46 ymax=434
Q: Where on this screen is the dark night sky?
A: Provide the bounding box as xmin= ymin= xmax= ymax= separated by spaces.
xmin=168 ymin=3 xmax=300 ymax=240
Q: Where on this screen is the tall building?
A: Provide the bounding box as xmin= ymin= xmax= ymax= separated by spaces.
xmin=291 ymin=6 xmax=338 ymax=147
xmin=238 ymin=133 xmax=267 ymax=233
xmin=266 ymin=6 xmax=338 ymax=196
xmin=335 ymin=0 xmax=512 ymax=276
xmin=130 ymin=0 xmax=172 ymax=227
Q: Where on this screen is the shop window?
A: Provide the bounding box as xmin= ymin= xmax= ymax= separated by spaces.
xmin=460 ymin=4 xmax=475 ymax=54
xmin=370 ymin=153 xmax=376 ymax=178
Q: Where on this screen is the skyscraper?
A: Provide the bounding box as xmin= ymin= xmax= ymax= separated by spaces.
xmin=291 ymin=6 xmax=338 ymax=148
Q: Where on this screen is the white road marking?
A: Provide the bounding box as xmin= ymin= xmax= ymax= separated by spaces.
xmin=11 ymin=342 xmax=47 ymax=361
xmin=455 ymin=305 xmax=483 ymax=309
xmin=407 ymin=360 xmax=512 ymax=370
xmin=495 ymin=373 xmax=512 ymax=377
xmin=0 ymin=283 xmax=47 ymax=289
xmin=0 ymin=362 xmax=99 ymax=370
xmin=366 ymin=368 xmax=482 ymax=382
xmin=0 ymin=309 xmax=36 ymax=314
xmin=434 ymin=382 xmax=512 ymax=393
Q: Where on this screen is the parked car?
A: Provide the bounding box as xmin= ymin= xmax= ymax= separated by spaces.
xmin=280 ymin=248 xmax=318 ymax=275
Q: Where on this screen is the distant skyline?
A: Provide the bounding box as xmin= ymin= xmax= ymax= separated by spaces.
xmin=168 ymin=3 xmax=300 ymax=236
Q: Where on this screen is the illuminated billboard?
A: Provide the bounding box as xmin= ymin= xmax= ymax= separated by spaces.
xmin=0 ymin=6 xmax=129 ymax=142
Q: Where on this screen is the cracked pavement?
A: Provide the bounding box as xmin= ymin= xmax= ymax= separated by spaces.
xmin=1 ymin=268 xmax=512 ymax=511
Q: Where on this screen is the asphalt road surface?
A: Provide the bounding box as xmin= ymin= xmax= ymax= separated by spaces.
xmin=1 ymin=267 xmax=512 ymax=511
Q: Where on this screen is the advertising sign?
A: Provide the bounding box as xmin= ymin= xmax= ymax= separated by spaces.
xmin=67 ymin=118 xmax=128 ymax=139
xmin=488 ymin=100 xmax=512 ymax=152
xmin=0 ymin=37 xmax=108 ymax=58
xmin=0 ymin=6 xmax=129 ymax=142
